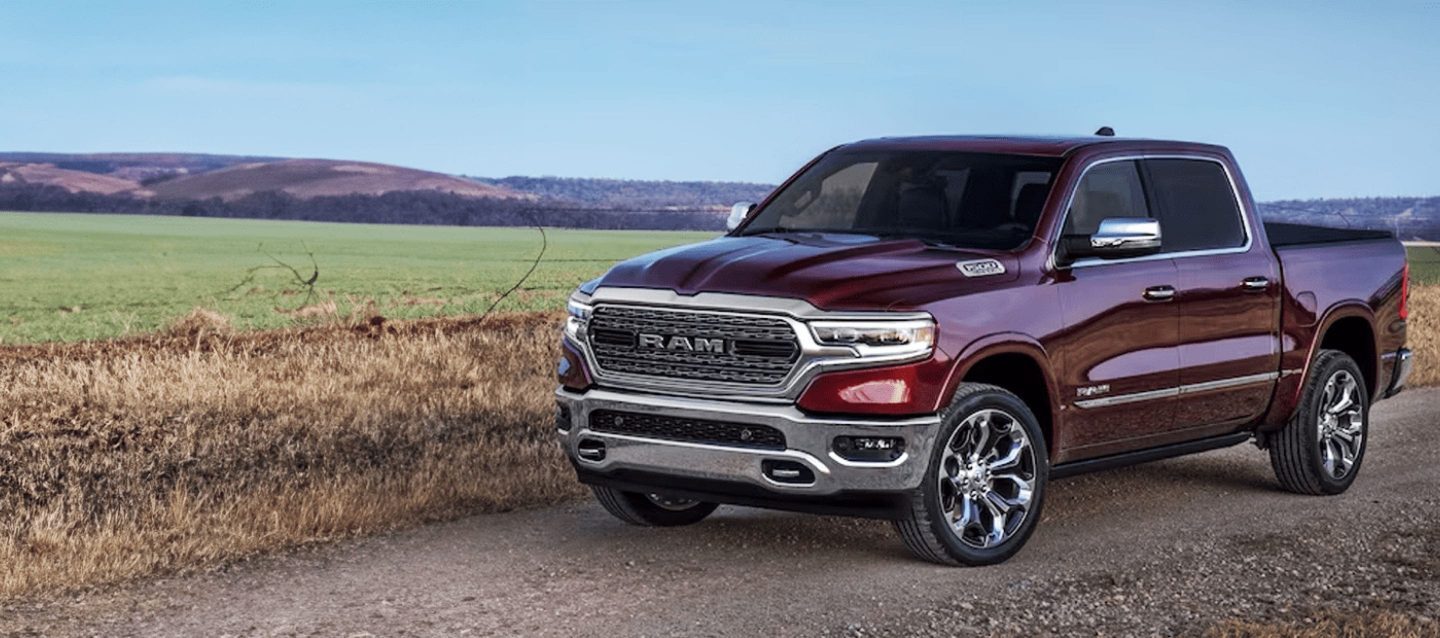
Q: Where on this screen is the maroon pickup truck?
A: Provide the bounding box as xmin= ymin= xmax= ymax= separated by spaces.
xmin=555 ymin=134 xmax=1412 ymax=565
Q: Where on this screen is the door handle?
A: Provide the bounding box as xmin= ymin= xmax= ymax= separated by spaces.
xmin=1241 ymin=277 xmax=1271 ymax=292
xmin=1143 ymin=285 xmax=1176 ymax=302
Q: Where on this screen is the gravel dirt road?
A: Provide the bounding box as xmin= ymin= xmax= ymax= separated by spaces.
xmin=5 ymin=389 xmax=1438 ymax=637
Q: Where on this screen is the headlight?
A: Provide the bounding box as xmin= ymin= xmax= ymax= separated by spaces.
xmin=808 ymin=319 xmax=935 ymax=356
xmin=564 ymin=297 xmax=592 ymax=342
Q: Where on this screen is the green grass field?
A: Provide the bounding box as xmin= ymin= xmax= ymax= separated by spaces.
xmin=1411 ymin=245 xmax=1440 ymax=285
xmin=0 ymin=212 xmax=711 ymax=344
xmin=3 ymin=211 xmax=1436 ymax=345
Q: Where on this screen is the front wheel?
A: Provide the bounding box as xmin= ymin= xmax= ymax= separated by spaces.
xmin=894 ymin=383 xmax=1049 ymax=566
xmin=591 ymin=486 xmax=719 ymax=527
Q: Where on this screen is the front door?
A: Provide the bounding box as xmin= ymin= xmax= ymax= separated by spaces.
xmin=1056 ymin=259 xmax=1181 ymax=461
xmin=1052 ymin=159 xmax=1182 ymax=462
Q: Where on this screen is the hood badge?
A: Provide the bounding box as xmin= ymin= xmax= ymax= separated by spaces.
xmin=956 ymin=259 xmax=1006 ymax=278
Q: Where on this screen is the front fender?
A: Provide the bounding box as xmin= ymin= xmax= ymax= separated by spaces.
xmin=939 ymin=332 xmax=1062 ymax=450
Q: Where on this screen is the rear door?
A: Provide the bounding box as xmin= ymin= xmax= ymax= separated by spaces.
xmin=1142 ymin=158 xmax=1282 ymax=431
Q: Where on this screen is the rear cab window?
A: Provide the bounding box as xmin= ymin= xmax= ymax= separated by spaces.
xmin=1142 ymin=159 xmax=1247 ymax=253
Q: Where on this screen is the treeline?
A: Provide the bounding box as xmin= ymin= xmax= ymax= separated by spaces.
xmin=472 ymin=175 xmax=773 ymax=209
xmin=0 ymin=183 xmax=727 ymax=230
xmin=4 ymin=181 xmax=1435 ymax=238
xmin=1258 ymin=196 xmax=1440 ymax=240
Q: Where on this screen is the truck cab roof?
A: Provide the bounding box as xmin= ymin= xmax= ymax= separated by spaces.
xmin=840 ymin=135 xmax=1230 ymax=158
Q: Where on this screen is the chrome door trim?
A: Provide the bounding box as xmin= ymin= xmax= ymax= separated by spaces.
xmin=1177 ymin=372 xmax=1280 ymax=395
xmin=1074 ymin=386 xmax=1180 ymax=409
xmin=1047 ymin=154 xmax=1255 ymax=271
xmin=1074 ymin=372 xmax=1280 ymax=410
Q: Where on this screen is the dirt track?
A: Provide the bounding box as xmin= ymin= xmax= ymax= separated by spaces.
xmin=5 ymin=389 xmax=1439 ymax=637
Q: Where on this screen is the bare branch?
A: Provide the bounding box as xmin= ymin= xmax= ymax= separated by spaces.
xmin=224 ymin=243 xmax=322 ymax=306
xmin=479 ymin=212 xmax=548 ymax=323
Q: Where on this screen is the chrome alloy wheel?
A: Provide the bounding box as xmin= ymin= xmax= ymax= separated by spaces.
xmin=937 ymin=409 xmax=1038 ymax=549
xmin=645 ymin=493 xmax=701 ymax=511
xmin=1317 ymin=369 xmax=1364 ymax=480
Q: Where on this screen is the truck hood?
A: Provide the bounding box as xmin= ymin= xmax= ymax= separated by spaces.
xmin=589 ymin=233 xmax=1018 ymax=311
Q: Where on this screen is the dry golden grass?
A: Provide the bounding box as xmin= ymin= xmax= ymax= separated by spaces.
xmin=0 ymin=312 xmax=582 ymax=599
xmin=1206 ymin=609 xmax=1440 ymax=638
xmin=1407 ymin=285 xmax=1440 ymax=388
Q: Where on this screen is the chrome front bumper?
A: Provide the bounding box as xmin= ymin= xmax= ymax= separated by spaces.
xmin=555 ymin=388 xmax=941 ymax=497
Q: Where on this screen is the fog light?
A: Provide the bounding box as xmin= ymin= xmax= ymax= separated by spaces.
xmin=833 ymin=436 xmax=906 ymax=462
xmin=837 ymin=379 xmax=911 ymax=404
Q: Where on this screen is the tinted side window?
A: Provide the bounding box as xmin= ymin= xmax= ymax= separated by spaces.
xmin=1062 ymin=161 xmax=1149 ymax=237
xmin=1144 ymin=159 xmax=1245 ymax=252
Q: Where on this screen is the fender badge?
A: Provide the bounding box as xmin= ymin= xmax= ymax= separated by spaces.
xmin=956 ymin=259 xmax=1006 ymax=278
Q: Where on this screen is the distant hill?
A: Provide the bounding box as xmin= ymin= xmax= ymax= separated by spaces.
xmin=0 ymin=152 xmax=526 ymax=202
xmin=0 ymin=152 xmax=277 ymax=183
xmin=148 ymin=159 xmax=527 ymax=201
xmin=0 ymin=162 xmax=144 ymax=195
xmin=0 ymin=152 xmax=765 ymax=209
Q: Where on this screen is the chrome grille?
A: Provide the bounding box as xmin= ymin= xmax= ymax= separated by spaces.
xmin=587 ymin=305 xmax=800 ymax=385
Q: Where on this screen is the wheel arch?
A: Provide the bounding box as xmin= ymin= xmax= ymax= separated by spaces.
xmin=942 ymin=334 xmax=1060 ymax=462
xmin=1308 ymin=302 xmax=1379 ymax=399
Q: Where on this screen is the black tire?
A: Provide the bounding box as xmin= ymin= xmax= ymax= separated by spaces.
xmin=591 ymin=486 xmax=719 ymax=527
xmin=893 ymin=383 xmax=1049 ymax=566
xmin=1269 ymin=349 xmax=1369 ymax=495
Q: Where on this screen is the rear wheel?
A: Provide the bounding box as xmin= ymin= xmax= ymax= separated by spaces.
xmin=894 ymin=383 xmax=1049 ymax=566
xmin=1269 ymin=349 xmax=1369 ymax=495
xmin=591 ymin=486 xmax=719 ymax=526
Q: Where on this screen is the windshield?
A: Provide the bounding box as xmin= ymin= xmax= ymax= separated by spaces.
xmin=739 ymin=151 xmax=1061 ymax=250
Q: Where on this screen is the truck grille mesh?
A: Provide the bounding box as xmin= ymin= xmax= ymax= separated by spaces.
xmin=587 ymin=305 xmax=800 ymax=385
xmin=589 ymin=409 xmax=787 ymax=450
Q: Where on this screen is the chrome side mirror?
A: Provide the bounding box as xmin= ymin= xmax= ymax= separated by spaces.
xmin=1059 ymin=217 xmax=1162 ymax=265
xmin=726 ymin=202 xmax=756 ymax=231
xmin=1090 ymin=217 xmax=1162 ymax=252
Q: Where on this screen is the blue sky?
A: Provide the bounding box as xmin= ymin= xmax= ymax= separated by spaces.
xmin=0 ymin=1 xmax=1435 ymax=200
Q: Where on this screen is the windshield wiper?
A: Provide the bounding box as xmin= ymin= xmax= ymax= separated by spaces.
xmin=741 ymin=226 xmax=800 ymax=236
xmin=858 ymin=230 xmax=967 ymax=250
xmin=742 ymin=226 xmax=873 ymax=238
xmin=912 ymin=237 xmax=973 ymax=250
xmin=742 ymin=227 xmax=975 ymax=249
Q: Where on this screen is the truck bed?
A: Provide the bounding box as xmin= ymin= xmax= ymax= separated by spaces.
xmin=1264 ymin=222 xmax=1394 ymax=248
